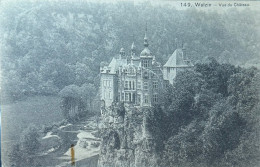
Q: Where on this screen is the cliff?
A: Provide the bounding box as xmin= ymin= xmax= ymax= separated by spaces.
xmin=98 ymin=103 xmax=159 ymax=167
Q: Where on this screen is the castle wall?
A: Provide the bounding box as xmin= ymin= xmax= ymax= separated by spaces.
xmin=163 ymin=67 xmax=176 ymax=85
xmin=100 ymin=73 xmax=117 ymax=107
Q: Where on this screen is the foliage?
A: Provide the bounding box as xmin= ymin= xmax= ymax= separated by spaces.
xmin=59 ymin=83 xmax=96 ymax=120
xmin=195 ymin=58 xmax=239 ymax=96
xmin=9 ymin=124 xmax=40 ymax=166
xmin=20 ymin=124 xmax=40 ymax=154
xmin=8 ymin=144 xmax=23 ymax=167
xmin=160 ymin=63 xmax=260 ymax=167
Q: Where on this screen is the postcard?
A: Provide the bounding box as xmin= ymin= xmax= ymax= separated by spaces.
xmin=0 ymin=0 xmax=259 ymax=166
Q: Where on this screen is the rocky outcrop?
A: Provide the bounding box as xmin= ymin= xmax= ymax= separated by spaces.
xmin=98 ymin=103 xmax=159 ymax=167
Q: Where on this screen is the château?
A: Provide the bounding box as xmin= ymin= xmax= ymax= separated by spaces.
xmin=100 ymin=29 xmax=193 ymax=107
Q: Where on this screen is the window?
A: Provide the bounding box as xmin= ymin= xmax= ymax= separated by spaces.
xmin=121 ymin=93 xmax=124 ymax=101
xmin=137 ymin=94 xmax=141 ymax=103
xmin=167 ymin=67 xmax=170 ymax=73
xmin=118 ymin=79 xmax=120 ymax=87
xmin=125 ymin=93 xmax=129 ymax=101
xmin=109 ymin=80 xmax=111 ymax=87
xmin=151 ymin=73 xmax=155 ymax=78
xmin=118 ymin=93 xmax=120 ymax=101
xmin=137 ymin=82 xmax=141 ymax=89
xmin=143 ymin=81 xmax=148 ymax=90
xmin=129 ymin=93 xmax=132 ymax=102
xmin=153 ymin=81 xmax=158 ymax=89
xmin=109 ymin=91 xmax=112 ymax=99
xmin=124 ymin=81 xmax=129 ymax=90
xmin=128 ymin=68 xmax=135 ymax=74
xmin=132 ymin=93 xmax=136 ymax=103
xmin=143 ymin=71 xmax=149 ymax=79
xmin=128 ymin=81 xmax=135 ymax=90
xmin=129 ymin=81 xmax=132 ymax=90
xmin=142 ymin=60 xmax=149 ymax=67
xmin=144 ymin=95 xmax=149 ymax=104
xmin=153 ymin=94 xmax=158 ymax=103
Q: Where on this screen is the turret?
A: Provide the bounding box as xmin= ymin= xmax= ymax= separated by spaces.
xmin=130 ymin=42 xmax=140 ymax=66
xmin=140 ymin=25 xmax=153 ymax=68
xmin=119 ymin=48 xmax=125 ymax=59
xmin=163 ymin=40 xmax=193 ymax=84
xmin=144 ymin=31 xmax=149 ymax=47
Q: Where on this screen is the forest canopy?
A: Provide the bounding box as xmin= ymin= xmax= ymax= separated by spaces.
xmin=155 ymin=60 xmax=260 ymax=167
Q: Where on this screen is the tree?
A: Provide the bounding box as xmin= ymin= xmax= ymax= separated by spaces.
xmin=195 ymin=58 xmax=238 ymax=96
xmin=162 ymin=120 xmax=204 ymax=167
xmin=8 ymin=143 xmax=23 ymax=167
xmin=80 ymin=83 xmax=96 ymax=111
xmin=20 ymin=124 xmax=40 ymax=155
xmin=227 ymin=68 xmax=258 ymax=111
xmin=8 ymin=125 xmax=41 ymax=167
xmin=167 ymin=70 xmax=205 ymax=135
xmin=201 ymin=100 xmax=245 ymax=165
xmin=59 ymin=84 xmax=81 ymax=120
xmin=220 ymin=103 xmax=260 ymax=167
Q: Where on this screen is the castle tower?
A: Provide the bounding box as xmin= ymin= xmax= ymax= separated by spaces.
xmin=163 ymin=39 xmax=193 ymax=84
xmin=140 ymin=25 xmax=153 ymax=69
xmin=131 ymin=42 xmax=140 ymax=66
xmin=119 ymin=48 xmax=125 ymax=59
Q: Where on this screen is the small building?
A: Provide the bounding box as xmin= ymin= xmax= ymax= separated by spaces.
xmin=163 ymin=43 xmax=193 ymax=85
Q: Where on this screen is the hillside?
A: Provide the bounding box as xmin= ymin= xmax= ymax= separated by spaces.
xmin=0 ymin=1 xmax=260 ymax=100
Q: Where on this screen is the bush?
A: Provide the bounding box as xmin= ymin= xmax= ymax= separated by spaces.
xmin=20 ymin=124 xmax=40 ymax=154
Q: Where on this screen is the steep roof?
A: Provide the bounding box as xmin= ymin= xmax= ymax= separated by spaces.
xmin=164 ymin=49 xmax=191 ymax=67
xmin=140 ymin=47 xmax=153 ymax=58
xmin=108 ymin=57 xmax=127 ymax=74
